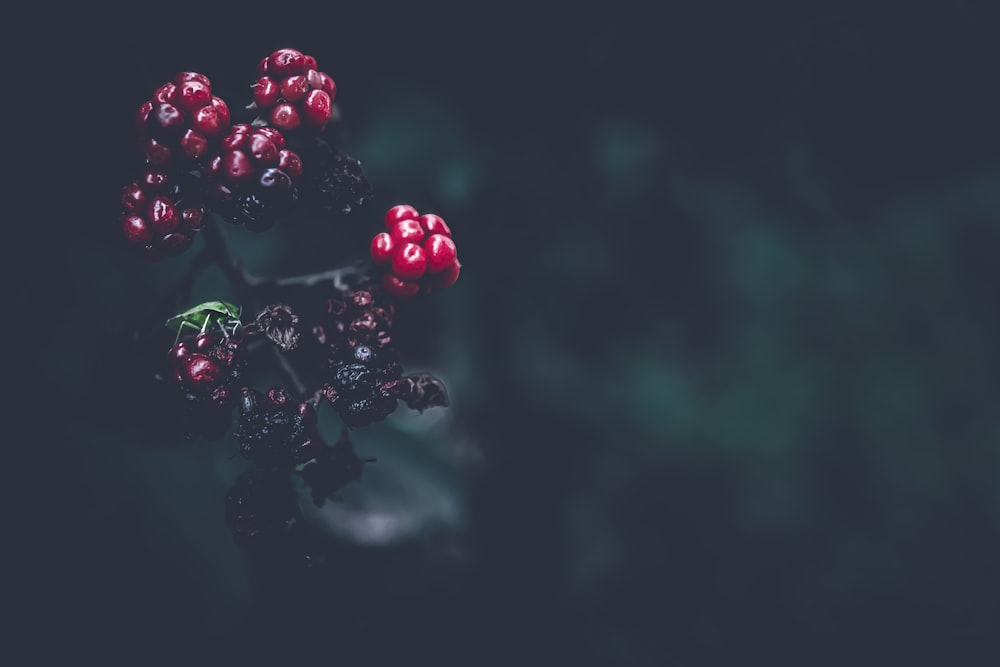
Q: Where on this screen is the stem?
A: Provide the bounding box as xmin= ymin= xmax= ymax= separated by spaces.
xmin=268 ymin=259 xmax=372 ymax=290
xmin=271 ymin=346 xmax=308 ymax=398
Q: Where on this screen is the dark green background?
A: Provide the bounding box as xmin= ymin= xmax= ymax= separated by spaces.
xmin=19 ymin=2 xmax=1000 ymax=664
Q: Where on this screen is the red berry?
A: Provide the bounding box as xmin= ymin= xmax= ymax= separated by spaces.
xmin=177 ymin=79 xmax=211 ymax=111
xmin=121 ymin=214 xmax=152 ymax=244
xmin=425 ymin=234 xmax=457 ymax=273
xmin=153 ymin=82 xmax=178 ymax=105
xmin=390 ymin=219 xmax=425 ymax=245
xmin=280 ymin=75 xmax=310 ymax=103
xmin=392 ymin=242 xmax=427 ymax=280
xmin=161 ymin=232 xmax=193 ymax=255
xmin=135 ymin=101 xmax=153 ymax=131
xmin=222 ymin=150 xmax=255 ymax=182
xmin=385 ymin=204 xmax=419 ymax=228
xmin=139 ymin=136 xmax=172 ymax=165
xmin=253 ymin=77 xmax=280 ymax=108
xmin=277 ymin=149 xmax=302 ymax=178
xmin=419 ymin=213 xmax=451 ymax=237
xmin=150 ymin=103 xmax=185 ymax=133
xmin=304 ymin=54 xmax=318 ymax=70
xmin=382 ymin=272 xmax=420 ymax=298
xmin=192 ymin=103 xmax=226 ymax=137
xmin=267 ymin=48 xmax=308 ymax=76
xmin=147 ymin=196 xmax=179 ymax=233
xmin=179 ymin=129 xmax=208 ymax=161
xmin=248 ymin=132 xmax=278 ymax=163
xmin=121 ymin=183 xmax=147 ymax=214
xmin=257 ymin=56 xmax=269 ymax=75
xmin=180 ymin=353 xmax=222 ymax=389
xmin=301 ymin=89 xmax=331 ymax=128
xmin=175 ymin=71 xmax=211 ymax=87
xmin=371 ymin=232 xmax=393 ymax=264
xmin=428 ymin=259 xmax=461 ymax=288
xmin=255 ymin=126 xmax=285 ymax=149
xmin=269 ymin=103 xmax=301 ymax=132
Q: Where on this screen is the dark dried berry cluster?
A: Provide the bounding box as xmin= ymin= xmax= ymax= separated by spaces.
xmin=235 ymin=386 xmax=324 ymax=468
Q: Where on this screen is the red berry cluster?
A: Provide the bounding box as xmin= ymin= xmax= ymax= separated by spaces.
xmin=120 ymin=169 xmax=205 ymax=260
xmin=252 ymin=47 xmax=336 ymax=133
xmin=205 ymin=124 xmax=303 ymax=231
xmin=370 ymin=205 xmax=462 ymax=297
xmin=136 ymin=71 xmax=232 ymax=167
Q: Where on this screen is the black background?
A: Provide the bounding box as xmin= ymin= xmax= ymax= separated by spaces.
xmin=17 ymin=1 xmax=1000 ymax=664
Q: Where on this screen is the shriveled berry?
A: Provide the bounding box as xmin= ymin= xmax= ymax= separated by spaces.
xmin=179 ymin=353 xmax=222 ymax=390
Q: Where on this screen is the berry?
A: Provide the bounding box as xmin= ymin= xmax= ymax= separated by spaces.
xmin=205 ymin=125 xmax=301 ymax=230
xmin=370 ymin=205 xmax=461 ymax=296
xmin=321 ymin=340 xmax=406 ymax=427
xmin=293 ymin=135 xmax=373 ymax=217
xmin=235 ymin=386 xmax=325 ymax=468
xmin=251 ymin=48 xmax=336 ymax=132
xmin=135 ymin=71 xmax=231 ymax=167
xmin=118 ymin=168 xmax=205 ymax=260
xmin=162 ymin=332 xmax=245 ymax=439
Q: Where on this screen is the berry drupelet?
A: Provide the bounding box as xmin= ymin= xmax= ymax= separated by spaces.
xmin=371 ymin=204 xmax=462 ymax=297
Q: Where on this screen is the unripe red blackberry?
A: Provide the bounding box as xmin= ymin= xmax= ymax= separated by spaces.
xmin=135 ymin=71 xmax=231 ymax=167
xmin=205 ymin=124 xmax=301 ymax=231
xmin=370 ymin=205 xmax=462 ymax=297
xmin=252 ymin=48 xmax=336 ymax=133
xmin=235 ymin=386 xmax=325 ymax=468
xmin=119 ymin=168 xmax=205 ymax=260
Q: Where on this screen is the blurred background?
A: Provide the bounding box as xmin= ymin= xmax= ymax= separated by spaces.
xmin=19 ymin=1 xmax=1000 ymax=664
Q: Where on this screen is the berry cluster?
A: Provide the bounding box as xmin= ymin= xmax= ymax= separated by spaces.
xmin=135 ymin=71 xmax=232 ymax=168
xmin=251 ymin=47 xmax=336 ymax=133
xmin=116 ymin=48 xmax=462 ymax=566
xmin=120 ymin=168 xmax=205 ymax=260
xmin=371 ymin=205 xmax=462 ymax=297
xmin=205 ymin=124 xmax=303 ymax=230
